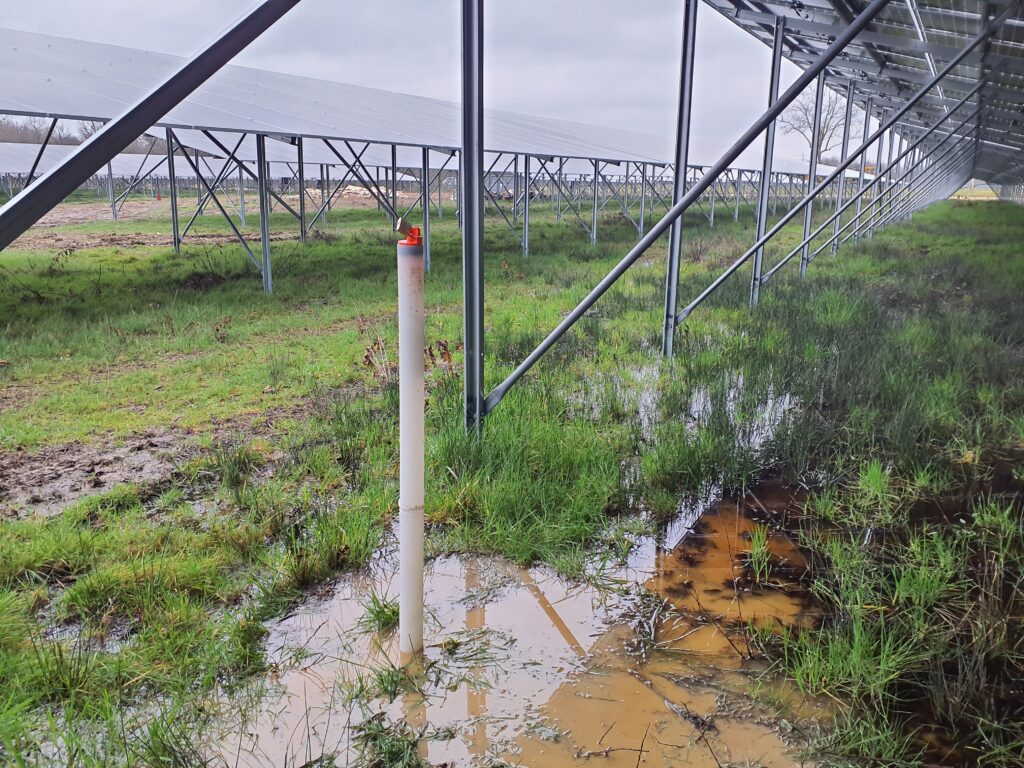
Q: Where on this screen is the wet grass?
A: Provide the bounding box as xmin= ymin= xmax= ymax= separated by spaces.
xmin=1 ymin=195 xmax=1022 ymax=763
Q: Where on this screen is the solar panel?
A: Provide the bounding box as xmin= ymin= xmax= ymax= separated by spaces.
xmin=702 ymin=0 xmax=1024 ymax=184
xmin=0 ymin=141 xmax=169 ymax=177
xmin=0 ymin=27 xmax=673 ymax=166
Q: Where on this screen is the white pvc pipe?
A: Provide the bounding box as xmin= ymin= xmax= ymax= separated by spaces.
xmin=397 ymin=228 xmax=425 ymax=654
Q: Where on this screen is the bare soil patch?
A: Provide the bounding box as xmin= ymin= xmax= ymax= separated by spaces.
xmin=9 ymin=229 xmax=297 ymax=252
xmin=0 ymin=430 xmax=189 ymax=519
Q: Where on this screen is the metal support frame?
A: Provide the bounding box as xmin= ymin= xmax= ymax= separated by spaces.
xmin=170 ymin=131 xmax=262 ymax=274
xmin=477 ymin=0 xmax=891 ymax=418
xmin=591 ymin=160 xmax=599 ymax=246
xmin=181 ymin=134 xmax=247 ymax=239
xmin=750 ymin=16 xmax=786 ymax=307
xmin=763 ymin=92 xmax=981 ymax=281
xmin=678 ymin=0 xmax=1014 ymax=310
xmin=461 ymin=0 xmax=485 ymax=431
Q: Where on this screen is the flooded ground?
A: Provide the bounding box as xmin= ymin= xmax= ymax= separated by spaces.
xmin=211 ymin=487 xmax=823 ymax=767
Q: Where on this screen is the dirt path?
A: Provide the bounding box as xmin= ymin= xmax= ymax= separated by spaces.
xmin=9 ymin=228 xmax=297 ymax=252
xmin=6 ymin=187 xmax=423 ymax=251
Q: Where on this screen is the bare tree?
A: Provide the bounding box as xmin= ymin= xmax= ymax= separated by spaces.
xmin=779 ymin=88 xmax=859 ymax=161
xmin=76 ymin=120 xmax=106 ymax=141
xmin=0 ymin=116 xmax=76 ymax=144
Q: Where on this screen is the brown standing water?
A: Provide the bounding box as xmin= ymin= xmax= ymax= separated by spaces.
xmin=212 ymin=489 xmax=824 ymax=766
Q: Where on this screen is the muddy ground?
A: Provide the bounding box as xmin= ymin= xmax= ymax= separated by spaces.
xmin=213 ymin=490 xmax=821 ymax=767
xmin=0 ymin=430 xmax=191 ymax=519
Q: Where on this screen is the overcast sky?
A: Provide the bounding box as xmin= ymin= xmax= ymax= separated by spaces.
xmin=4 ymin=0 xmax=817 ymax=165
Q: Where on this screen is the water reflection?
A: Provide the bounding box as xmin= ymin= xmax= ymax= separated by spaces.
xmin=213 ymin=488 xmax=821 ymax=766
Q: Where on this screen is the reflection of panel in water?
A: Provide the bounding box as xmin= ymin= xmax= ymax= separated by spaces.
xmin=212 ymin=490 xmax=821 ymax=767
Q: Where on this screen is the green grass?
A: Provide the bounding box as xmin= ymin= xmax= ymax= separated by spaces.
xmin=357 ymin=589 xmax=400 ymax=634
xmin=1 ymin=194 xmax=1023 ymax=763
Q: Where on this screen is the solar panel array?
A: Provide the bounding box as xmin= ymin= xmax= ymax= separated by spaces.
xmin=0 ymin=27 xmax=672 ymax=166
xmin=705 ymin=0 xmax=1024 ymax=185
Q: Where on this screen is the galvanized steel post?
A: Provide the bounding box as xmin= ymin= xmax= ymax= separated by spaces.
xmin=256 ymin=134 xmax=273 ymax=295
xmin=238 ymin=164 xmax=246 ymax=227
xmin=522 ymin=154 xmax=530 ymax=258
xmin=832 ymin=82 xmax=855 ymax=255
xmin=853 ymin=97 xmax=873 ymax=241
xmin=107 ymin=162 xmax=117 ymax=221
xmin=166 ymin=128 xmax=180 ymax=255
xmin=391 ymin=144 xmax=398 ymax=224
xmin=421 ymin=147 xmax=431 ymax=272
xmin=297 ymin=137 xmax=306 ymax=243
xmin=800 ymin=73 xmax=826 ymax=276
xmin=662 ymin=0 xmax=698 ymax=356
xmin=750 ymin=16 xmax=785 ymax=307
xmin=461 ymin=0 xmax=485 ymax=432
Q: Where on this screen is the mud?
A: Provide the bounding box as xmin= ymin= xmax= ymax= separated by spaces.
xmin=0 ymin=430 xmax=191 ymax=518
xmin=211 ymin=492 xmax=822 ymax=767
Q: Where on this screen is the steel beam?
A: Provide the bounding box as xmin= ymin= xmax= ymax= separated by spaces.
xmin=391 ymin=144 xmax=398 ymax=224
xmin=166 ymin=128 xmax=180 ymax=255
xmin=522 ymin=155 xmax=531 ymax=259
xmin=256 ymin=134 xmax=273 ymax=295
xmin=297 ymin=137 xmax=306 ymax=244
xmin=750 ymin=16 xmax=785 ymax=307
xmin=800 ymin=74 xmax=826 ymax=276
xmin=422 ymin=147 xmax=431 ymax=272
xmin=832 ymin=82 xmax=856 ymax=255
xmin=26 ymin=118 xmax=58 ymax=187
xmin=106 ymin=162 xmax=117 ymax=221
xmin=239 ymin=164 xmax=246 ymax=227
xmin=662 ymin=0 xmax=698 ymax=356
xmin=461 ymin=0 xmax=485 ymax=431
xmin=853 ymin=97 xmax=874 ymax=242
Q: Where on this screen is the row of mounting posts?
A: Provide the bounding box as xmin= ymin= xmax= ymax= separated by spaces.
xmin=475 ymin=0 xmax=893 ymax=420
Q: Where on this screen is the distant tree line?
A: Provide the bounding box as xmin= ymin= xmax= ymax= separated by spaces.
xmin=0 ymin=115 xmax=164 ymax=153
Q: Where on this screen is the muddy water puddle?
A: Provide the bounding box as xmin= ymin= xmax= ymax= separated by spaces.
xmin=211 ymin=486 xmax=822 ymax=766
